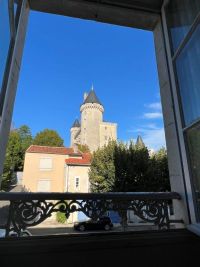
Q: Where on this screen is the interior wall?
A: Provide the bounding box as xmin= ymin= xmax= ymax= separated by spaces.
xmin=153 ymin=18 xmax=189 ymax=224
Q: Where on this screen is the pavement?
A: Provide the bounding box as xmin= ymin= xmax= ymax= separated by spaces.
xmin=28 ymin=221 xmax=158 ymax=236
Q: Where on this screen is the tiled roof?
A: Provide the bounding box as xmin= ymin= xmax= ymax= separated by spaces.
xmin=65 ymin=153 xmax=91 ymax=165
xmin=71 ymin=119 xmax=80 ymax=128
xmin=136 ymin=135 xmax=145 ymax=147
xmin=83 ymin=90 xmax=102 ymax=105
xmin=26 ymin=145 xmax=74 ymax=155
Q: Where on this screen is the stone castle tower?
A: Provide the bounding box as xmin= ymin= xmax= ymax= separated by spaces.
xmin=70 ymin=87 xmax=117 ymax=152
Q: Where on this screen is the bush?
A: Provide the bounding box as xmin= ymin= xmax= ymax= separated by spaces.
xmin=56 ymin=205 xmax=67 ymax=224
xmin=56 ymin=211 xmax=67 ymax=224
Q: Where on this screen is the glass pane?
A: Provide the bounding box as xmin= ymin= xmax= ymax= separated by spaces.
xmin=14 ymin=1 xmax=19 ymax=27
xmin=14 ymin=1 xmax=17 ymax=17
xmin=175 ymin=23 xmax=200 ymax=126
xmin=186 ymin=124 xmax=200 ymax=220
xmin=0 ymin=0 xmax=11 ymax=96
xmin=167 ymin=0 xmax=200 ymax=52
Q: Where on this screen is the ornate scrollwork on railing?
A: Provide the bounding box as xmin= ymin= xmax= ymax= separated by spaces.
xmin=0 ymin=192 xmax=181 ymax=237
xmin=6 ymin=200 xmax=55 ymax=236
xmin=128 ymin=200 xmax=170 ymax=229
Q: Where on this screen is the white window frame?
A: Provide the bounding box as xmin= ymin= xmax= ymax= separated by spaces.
xmin=39 ymin=157 xmax=53 ymax=171
xmin=37 ymin=179 xmax=51 ymax=192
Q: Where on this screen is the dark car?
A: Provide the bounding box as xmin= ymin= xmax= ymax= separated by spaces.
xmin=74 ymin=216 xmax=113 ymax=232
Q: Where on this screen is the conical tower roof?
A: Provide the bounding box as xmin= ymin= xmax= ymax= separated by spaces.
xmin=136 ymin=135 xmax=145 ymax=148
xmin=71 ymin=119 xmax=80 ymax=128
xmin=83 ymin=89 xmax=102 ymax=106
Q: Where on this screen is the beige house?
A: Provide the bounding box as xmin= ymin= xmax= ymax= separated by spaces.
xmin=22 ymin=145 xmax=91 ymax=193
xmin=22 ymin=145 xmax=91 ymax=223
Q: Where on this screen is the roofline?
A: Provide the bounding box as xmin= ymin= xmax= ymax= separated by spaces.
xmin=27 ymin=145 xmax=67 ymax=149
xmin=65 ymin=162 xmax=91 ymax=166
xmin=26 ymin=151 xmax=68 ymax=155
xmin=26 ymin=145 xmax=74 ymax=155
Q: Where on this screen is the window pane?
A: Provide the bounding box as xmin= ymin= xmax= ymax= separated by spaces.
xmin=186 ymin=124 xmax=200 ymax=220
xmin=0 ymin=0 xmax=11 ymax=94
xmin=167 ymin=0 xmax=200 ymax=52
xmin=39 ymin=158 xmax=53 ymax=170
xmin=14 ymin=2 xmax=17 ymax=17
xmin=37 ymin=180 xmax=51 ymax=192
xmin=175 ymin=23 xmax=200 ymax=126
xmin=14 ymin=1 xmax=20 ymax=29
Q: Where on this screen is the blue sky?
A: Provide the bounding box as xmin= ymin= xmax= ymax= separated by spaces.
xmin=13 ymin=11 xmax=165 ymax=150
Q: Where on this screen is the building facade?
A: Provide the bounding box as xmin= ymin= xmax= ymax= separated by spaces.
xmin=22 ymin=145 xmax=91 ymax=193
xmin=70 ymin=88 xmax=117 ymax=152
xmin=22 ymin=145 xmax=91 ymax=223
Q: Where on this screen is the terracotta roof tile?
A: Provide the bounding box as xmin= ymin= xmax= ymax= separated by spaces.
xmin=65 ymin=153 xmax=91 ymax=165
xmin=26 ymin=145 xmax=74 ymax=155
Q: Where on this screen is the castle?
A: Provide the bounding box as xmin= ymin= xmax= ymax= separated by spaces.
xmin=70 ymin=87 xmax=117 ymax=152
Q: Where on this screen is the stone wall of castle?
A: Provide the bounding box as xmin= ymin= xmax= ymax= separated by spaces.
xmin=80 ymin=103 xmax=104 ymax=152
xmin=99 ymin=122 xmax=117 ymax=148
xmin=70 ymin=91 xmax=117 ymax=152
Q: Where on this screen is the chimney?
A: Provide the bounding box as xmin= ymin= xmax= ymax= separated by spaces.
xmin=84 ymin=92 xmax=88 ymax=101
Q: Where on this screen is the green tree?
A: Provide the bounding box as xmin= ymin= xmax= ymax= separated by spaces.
xmin=89 ymin=141 xmax=116 ymax=192
xmin=147 ymin=147 xmax=170 ymax=192
xmin=33 ymin=129 xmax=64 ymax=147
xmin=113 ymin=141 xmax=150 ymax=192
xmin=1 ymin=125 xmax=33 ymax=191
xmin=77 ymin=144 xmax=90 ymax=153
xmin=89 ymin=141 xmax=170 ymax=193
xmin=18 ymin=125 xmax=33 ymax=153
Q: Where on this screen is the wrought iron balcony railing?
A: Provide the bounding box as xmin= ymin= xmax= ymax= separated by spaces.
xmin=0 ymin=192 xmax=182 ymax=237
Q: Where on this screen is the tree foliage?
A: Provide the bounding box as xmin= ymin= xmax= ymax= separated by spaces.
xmin=77 ymin=144 xmax=90 ymax=153
xmin=33 ymin=129 xmax=64 ymax=147
xmin=18 ymin=125 xmax=33 ymax=153
xmin=146 ymin=147 xmax=170 ymax=192
xmin=89 ymin=141 xmax=116 ymax=192
xmin=1 ymin=126 xmax=64 ymax=191
xmin=2 ymin=125 xmax=33 ymax=190
xmin=89 ymin=141 xmax=170 ymax=193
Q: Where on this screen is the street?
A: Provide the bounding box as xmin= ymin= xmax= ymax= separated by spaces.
xmin=28 ymin=223 xmax=158 ymax=236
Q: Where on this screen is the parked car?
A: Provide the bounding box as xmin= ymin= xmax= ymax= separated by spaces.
xmin=0 ymin=228 xmax=31 ymax=238
xmin=74 ymin=216 xmax=113 ymax=232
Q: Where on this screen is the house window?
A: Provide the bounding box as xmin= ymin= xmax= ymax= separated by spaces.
xmin=37 ymin=180 xmax=51 ymax=192
xmin=75 ymin=177 xmax=80 ymax=189
xmin=39 ymin=158 xmax=52 ymax=170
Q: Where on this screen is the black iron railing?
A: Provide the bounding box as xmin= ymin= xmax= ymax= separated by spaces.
xmin=0 ymin=192 xmax=182 ymax=237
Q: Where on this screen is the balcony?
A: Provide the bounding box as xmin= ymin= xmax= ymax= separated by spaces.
xmin=1 ymin=192 xmax=200 ymax=266
xmin=0 ymin=191 xmax=182 ymax=236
